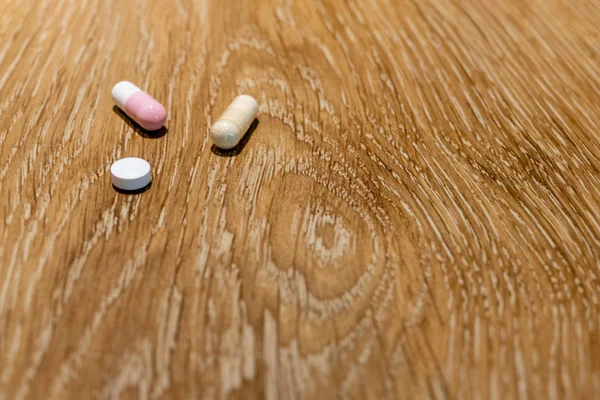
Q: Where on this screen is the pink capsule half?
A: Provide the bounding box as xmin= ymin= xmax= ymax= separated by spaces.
xmin=112 ymin=81 xmax=167 ymax=131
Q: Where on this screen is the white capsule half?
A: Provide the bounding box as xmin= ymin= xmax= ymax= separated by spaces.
xmin=112 ymin=81 xmax=141 ymax=109
xmin=210 ymin=95 xmax=258 ymax=149
xmin=110 ymin=157 xmax=151 ymax=191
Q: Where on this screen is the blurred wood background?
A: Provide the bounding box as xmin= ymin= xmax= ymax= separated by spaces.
xmin=1 ymin=0 xmax=600 ymax=398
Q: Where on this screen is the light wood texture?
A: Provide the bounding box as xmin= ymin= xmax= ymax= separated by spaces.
xmin=1 ymin=0 xmax=600 ymax=398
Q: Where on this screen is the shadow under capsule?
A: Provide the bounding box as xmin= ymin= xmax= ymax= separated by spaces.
xmin=112 ymin=106 xmax=168 ymax=139
xmin=211 ymin=118 xmax=260 ymax=157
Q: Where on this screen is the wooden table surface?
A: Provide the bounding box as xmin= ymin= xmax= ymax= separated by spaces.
xmin=1 ymin=0 xmax=600 ymax=398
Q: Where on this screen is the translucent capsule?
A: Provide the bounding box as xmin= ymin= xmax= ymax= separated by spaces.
xmin=112 ymin=81 xmax=167 ymax=131
xmin=210 ymin=95 xmax=258 ymax=149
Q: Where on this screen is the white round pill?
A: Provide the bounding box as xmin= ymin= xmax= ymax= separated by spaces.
xmin=110 ymin=157 xmax=151 ymax=191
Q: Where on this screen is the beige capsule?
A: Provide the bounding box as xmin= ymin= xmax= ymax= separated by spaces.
xmin=210 ymin=95 xmax=258 ymax=149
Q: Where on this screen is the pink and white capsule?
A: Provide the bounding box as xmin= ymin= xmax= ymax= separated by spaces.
xmin=112 ymin=81 xmax=167 ymax=131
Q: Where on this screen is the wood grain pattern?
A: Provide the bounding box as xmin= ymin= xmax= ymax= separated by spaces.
xmin=1 ymin=0 xmax=600 ymax=398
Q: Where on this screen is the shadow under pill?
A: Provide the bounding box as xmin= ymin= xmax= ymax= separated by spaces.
xmin=112 ymin=106 xmax=168 ymax=139
xmin=112 ymin=181 xmax=152 ymax=195
xmin=211 ymin=118 xmax=260 ymax=157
